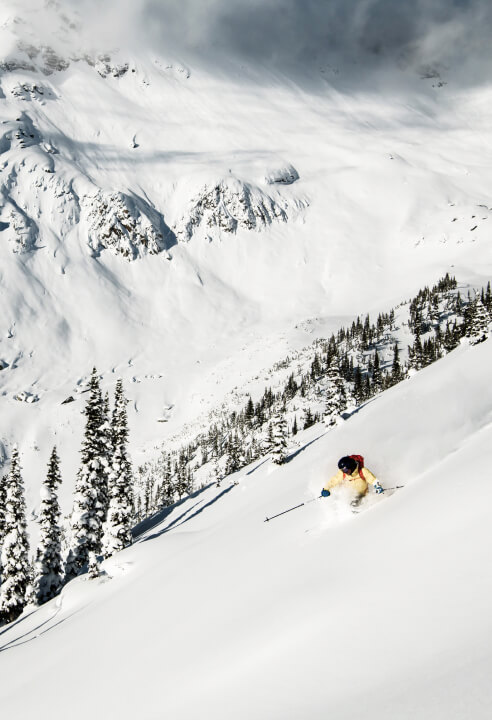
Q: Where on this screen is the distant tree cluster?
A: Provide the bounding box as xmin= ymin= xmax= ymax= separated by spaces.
xmin=136 ymin=275 xmax=492 ymax=521
xmin=0 ymin=372 xmax=133 ymax=626
xmin=407 ymin=277 xmax=491 ymax=369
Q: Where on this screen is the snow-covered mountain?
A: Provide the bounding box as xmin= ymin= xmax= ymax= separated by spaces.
xmin=1 ymin=0 xmax=492 ymax=716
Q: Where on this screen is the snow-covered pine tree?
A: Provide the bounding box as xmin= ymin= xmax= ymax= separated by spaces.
xmin=466 ymin=296 xmax=490 ymax=345
xmin=102 ymin=441 xmax=134 ymax=559
xmin=324 ymin=361 xmax=345 ymax=426
xmin=409 ymin=329 xmax=424 ymax=371
xmin=161 ymin=455 xmax=175 ymax=507
xmin=390 ymin=342 xmax=403 ymax=383
xmin=372 ymin=350 xmax=382 ymax=394
xmin=271 ymin=412 xmax=288 ymax=465
xmin=33 ymin=447 xmax=64 ymax=604
xmin=88 ymin=552 xmax=100 ymax=579
xmin=111 ymin=379 xmax=133 ymax=509
xmin=225 ymin=432 xmax=242 ymax=475
xmin=485 ymin=281 xmax=492 ymax=313
xmin=0 ymin=473 xmax=6 ymax=561
xmin=352 ymin=366 xmax=364 ymax=404
xmin=303 ymin=408 xmax=315 ymax=429
xmin=100 ymin=391 xmax=112 ymax=521
xmin=213 ymin=458 xmax=222 ymax=488
xmin=67 ymin=368 xmax=109 ymax=579
xmin=103 ymin=378 xmax=134 ymax=557
xmin=0 ymin=447 xmax=30 ymax=625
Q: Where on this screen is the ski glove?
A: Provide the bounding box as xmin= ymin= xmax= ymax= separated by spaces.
xmin=321 ymin=489 xmax=330 ymax=497
xmin=374 ymin=483 xmax=384 ymax=494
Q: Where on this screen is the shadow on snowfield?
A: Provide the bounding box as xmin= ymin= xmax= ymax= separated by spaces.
xmin=133 ymin=482 xmax=236 ymax=543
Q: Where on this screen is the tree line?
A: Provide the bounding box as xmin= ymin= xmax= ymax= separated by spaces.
xmin=0 ymin=372 xmax=133 ymax=626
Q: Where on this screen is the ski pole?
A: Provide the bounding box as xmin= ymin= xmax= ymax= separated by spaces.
xmin=264 ymin=495 xmax=322 ymax=522
xmin=383 ymin=485 xmax=405 ymax=491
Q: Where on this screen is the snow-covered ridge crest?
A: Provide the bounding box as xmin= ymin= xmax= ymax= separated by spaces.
xmin=173 ymin=175 xmax=307 ymax=242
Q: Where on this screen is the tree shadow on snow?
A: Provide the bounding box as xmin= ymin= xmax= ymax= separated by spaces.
xmin=132 ymin=482 xmax=220 ymax=540
xmin=246 ymin=457 xmax=270 ymax=475
xmin=286 ymin=431 xmax=326 ymax=463
xmin=141 ymin=484 xmax=236 ymax=543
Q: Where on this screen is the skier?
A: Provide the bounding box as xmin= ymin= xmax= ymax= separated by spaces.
xmin=321 ymin=455 xmax=384 ymax=503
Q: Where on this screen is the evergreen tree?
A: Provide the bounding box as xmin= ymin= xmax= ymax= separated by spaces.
xmin=185 ymin=467 xmax=195 ymax=495
xmin=100 ymin=392 xmax=112 ymax=520
xmin=466 ymin=296 xmax=490 ymax=344
xmin=244 ymin=396 xmax=255 ymax=427
xmin=270 ymin=412 xmax=288 ymax=465
xmin=175 ymin=461 xmax=188 ymax=499
xmin=0 ymin=474 xmax=6 ymax=579
xmin=303 ymin=408 xmax=315 ymax=430
xmin=0 ymin=447 xmax=30 ymax=625
xmin=102 ymin=442 xmax=134 ymax=559
xmin=102 ymin=379 xmax=134 ymax=559
xmin=352 ymin=366 xmax=364 ymax=404
xmin=443 ymin=320 xmax=459 ymax=353
xmin=391 ymin=342 xmax=402 ymax=383
xmin=163 ymin=456 xmax=174 ymax=505
xmin=67 ymin=369 xmax=109 ymax=579
xmin=410 ymin=330 xmax=424 ymax=370
xmin=485 ymin=281 xmax=492 ymax=313
xmin=213 ymin=458 xmax=222 ymax=488
xmin=88 ymin=552 xmax=100 ymax=580
xmin=372 ymin=351 xmax=382 ymax=393
xmin=225 ymin=433 xmax=242 ymax=476
xmin=324 ymin=361 xmax=344 ymax=426
xmin=33 ymin=447 xmax=64 ymax=604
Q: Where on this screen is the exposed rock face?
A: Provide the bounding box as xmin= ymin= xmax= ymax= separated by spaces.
xmin=10 ymin=82 xmax=55 ymax=101
xmin=174 ymin=178 xmax=302 ymax=242
xmin=265 ymin=164 xmax=300 ymax=185
xmin=0 ymin=198 xmax=38 ymax=253
xmin=94 ymin=55 xmax=129 ymax=79
xmin=81 ymin=191 xmax=167 ymax=259
xmin=39 ymin=45 xmax=70 ymax=75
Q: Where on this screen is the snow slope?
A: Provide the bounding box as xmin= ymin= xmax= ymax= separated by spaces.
xmin=1 ymin=4 xmax=492 ymax=715
xmin=1 ymin=336 xmax=491 ymax=719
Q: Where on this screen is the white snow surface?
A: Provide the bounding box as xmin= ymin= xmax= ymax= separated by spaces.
xmin=1 ymin=337 xmax=492 ymax=719
xmin=1 ymin=2 xmax=492 ymax=717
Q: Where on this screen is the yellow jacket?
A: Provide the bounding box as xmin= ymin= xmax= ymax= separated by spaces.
xmin=323 ymin=465 xmax=378 ymax=496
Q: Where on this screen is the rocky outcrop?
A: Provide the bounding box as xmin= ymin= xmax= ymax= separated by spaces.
xmin=81 ymin=191 xmax=168 ymax=259
xmin=174 ymin=177 xmax=303 ymax=242
xmin=93 ymin=55 xmax=129 ymax=79
xmin=10 ymin=82 xmax=55 ymax=101
xmin=0 ymin=198 xmax=38 ymax=252
xmin=264 ymin=164 xmax=299 ymax=185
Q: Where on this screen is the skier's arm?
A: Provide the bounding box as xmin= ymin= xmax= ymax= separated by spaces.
xmin=364 ymin=467 xmax=384 ymax=493
xmin=362 ymin=467 xmax=378 ymax=485
xmin=323 ymin=469 xmax=343 ymax=492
